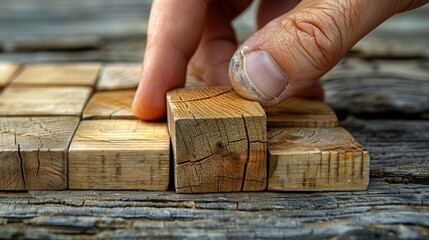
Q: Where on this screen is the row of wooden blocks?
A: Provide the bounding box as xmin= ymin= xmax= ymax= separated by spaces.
xmin=0 ymin=63 xmax=369 ymax=192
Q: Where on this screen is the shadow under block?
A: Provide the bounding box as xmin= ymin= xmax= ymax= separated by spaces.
xmin=68 ymin=120 xmax=170 ymax=190
xmin=265 ymin=98 xmax=339 ymax=127
xmin=83 ymin=90 xmax=135 ymax=119
xmin=0 ymin=63 xmax=20 ymax=89
xmin=12 ymin=63 xmax=101 ymax=87
xmin=0 ymin=117 xmax=80 ymax=190
xmin=0 ymin=86 xmax=92 ymax=116
xmin=96 ymin=64 xmax=141 ymax=91
xmin=268 ymin=127 xmax=370 ymax=191
xmin=167 ymin=87 xmax=267 ymax=193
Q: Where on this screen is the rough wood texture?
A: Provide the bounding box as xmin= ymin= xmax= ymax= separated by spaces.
xmin=265 ymin=98 xmax=339 ymax=127
xmin=0 ymin=63 xmax=20 ymax=88
xmin=83 ymin=90 xmax=135 ymax=120
xmin=268 ymin=127 xmax=369 ymax=191
xmin=0 ymin=177 xmax=427 ymax=239
xmin=0 ymin=117 xmax=80 ymax=190
xmin=167 ymin=87 xmax=267 ymax=193
xmin=12 ymin=63 xmax=101 ymax=87
xmin=322 ymin=58 xmax=429 ymax=117
xmin=68 ymin=120 xmax=170 ymax=190
xmin=0 ymin=86 xmax=92 ymax=116
xmin=96 ymin=64 xmax=141 ymax=91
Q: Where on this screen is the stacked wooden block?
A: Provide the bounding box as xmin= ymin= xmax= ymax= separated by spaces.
xmin=0 ymin=62 xmax=370 ymax=192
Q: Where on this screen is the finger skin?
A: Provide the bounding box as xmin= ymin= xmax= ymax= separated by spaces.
xmin=230 ymin=0 xmax=428 ymax=107
xmin=132 ymin=0 xmax=208 ymax=120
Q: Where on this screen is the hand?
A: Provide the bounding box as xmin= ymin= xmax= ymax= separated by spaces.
xmin=132 ymin=0 xmax=427 ymax=120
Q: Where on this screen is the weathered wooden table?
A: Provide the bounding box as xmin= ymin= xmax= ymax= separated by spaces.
xmin=0 ymin=1 xmax=428 ymax=239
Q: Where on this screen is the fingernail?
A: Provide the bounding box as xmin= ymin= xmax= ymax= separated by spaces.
xmin=229 ymin=49 xmax=288 ymax=106
xmin=244 ymin=50 xmax=287 ymax=100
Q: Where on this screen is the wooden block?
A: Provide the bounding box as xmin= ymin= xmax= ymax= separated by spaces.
xmin=83 ymin=90 xmax=135 ymax=119
xmin=96 ymin=64 xmax=141 ymax=91
xmin=96 ymin=63 xmax=207 ymax=91
xmin=265 ymin=98 xmax=338 ymax=127
xmin=185 ymin=74 xmax=208 ymax=88
xmin=68 ymin=120 xmax=170 ymax=190
xmin=12 ymin=63 xmax=101 ymax=87
xmin=268 ymin=127 xmax=370 ymax=191
xmin=0 ymin=86 xmax=92 ymax=116
xmin=167 ymin=86 xmax=267 ymax=193
xmin=0 ymin=63 xmax=20 ymax=89
xmin=0 ymin=117 xmax=80 ymax=190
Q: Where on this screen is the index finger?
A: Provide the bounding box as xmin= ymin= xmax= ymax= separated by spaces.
xmin=132 ymin=0 xmax=209 ymax=120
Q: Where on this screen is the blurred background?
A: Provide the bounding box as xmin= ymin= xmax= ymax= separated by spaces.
xmin=0 ymin=0 xmax=428 ymax=63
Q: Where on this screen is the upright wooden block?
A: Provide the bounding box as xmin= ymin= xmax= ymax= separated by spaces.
xmin=0 ymin=86 xmax=92 ymax=116
xmin=69 ymin=120 xmax=170 ymax=190
xmin=265 ymin=98 xmax=339 ymax=127
xmin=0 ymin=117 xmax=80 ymax=190
xmin=0 ymin=63 xmax=20 ymax=89
xmin=268 ymin=127 xmax=370 ymax=191
xmin=83 ymin=90 xmax=135 ymax=119
xmin=12 ymin=63 xmax=101 ymax=87
xmin=96 ymin=64 xmax=141 ymax=91
xmin=167 ymin=87 xmax=267 ymax=193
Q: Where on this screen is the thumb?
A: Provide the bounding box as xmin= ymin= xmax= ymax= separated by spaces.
xmin=229 ymin=0 xmax=427 ymax=107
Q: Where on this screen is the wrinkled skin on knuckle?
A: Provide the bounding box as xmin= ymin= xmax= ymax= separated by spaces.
xmin=283 ymin=13 xmax=340 ymax=73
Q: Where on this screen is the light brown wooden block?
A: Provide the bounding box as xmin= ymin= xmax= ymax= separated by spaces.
xmin=185 ymin=74 xmax=208 ymax=88
xmin=83 ymin=90 xmax=135 ymax=119
xmin=96 ymin=63 xmax=206 ymax=91
xmin=0 ymin=86 xmax=92 ymax=116
xmin=167 ymin=86 xmax=267 ymax=193
xmin=68 ymin=120 xmax=170 ymax=190
xmin=96 ymin=64 xmax=141 ymax=91
xmin=12 ymin=63 xmax=101 ymax=87
xmin=268 ymin=127 xmax=370 ymax=191
xmin=0 ymin=117 xmax=80 ymax=190
xmin=265 ymin=98 xmax=339 ymax=127
xmin=0 ymin=63 xmax=20 ymax=89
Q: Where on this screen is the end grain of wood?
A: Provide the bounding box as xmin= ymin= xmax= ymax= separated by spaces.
xmin=167 ymin=86 xmax=267 ymax=193
xmin=83 ymin=90 xmax=135 ymax=119
xmin=0 ymin=117 xmax=80 ymax=190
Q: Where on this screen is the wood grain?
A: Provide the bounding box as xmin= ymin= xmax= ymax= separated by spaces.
xmin=96 ymin=63 xmax=141 ymax=91
xmin=0 ymin=63 xmax=20 ymax=89
xmin=265 ymin=98 xmax=338 ymax=127
xmin=0 ymin=117 xmax=80 ymax=190
xmin=268 ymin=127 xmax=370 ymax=191
xmin=322 ymin=58 xmax=429 ymax=116
xmin=167 ymin=86 xmax=267 ymax=193
xmin=0 ymin=177 xmax=428 ymax=239
xmin=0 ymin=86 xmax=92 ymax=116
xmin=68 ymin=120 xmax=170 ymax=190
xmin=83 ymin=90 xmax=135 ymax=119
xmin=12 ymin=63 xmax=101 ymax=87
